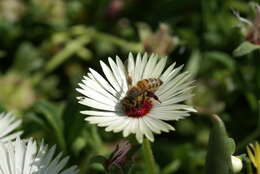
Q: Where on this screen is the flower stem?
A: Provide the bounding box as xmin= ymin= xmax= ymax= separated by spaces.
xmin=142 ymin=138 xmax=157 ymax=174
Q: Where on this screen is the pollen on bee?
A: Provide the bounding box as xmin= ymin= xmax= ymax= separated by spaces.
xmin=125 ymin=100 xmax=153 ymax=117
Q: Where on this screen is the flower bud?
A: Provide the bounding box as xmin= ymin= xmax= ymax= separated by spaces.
xmin=141 ymin=23 xmax=178 ymax=56
xmin=106 ymin=140 xmax=138 ymax=172
xmin=231 ymin=155 xmax=243 ymax=173
xmin=234 ymin=4 xmax=260 ymax=45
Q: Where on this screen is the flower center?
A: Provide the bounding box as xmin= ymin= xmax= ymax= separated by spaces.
xmin=125 ymin=100 xmax=153 ymax=118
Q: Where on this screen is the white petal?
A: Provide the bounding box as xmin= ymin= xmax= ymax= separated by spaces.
xmin=7 ymin=144 xmax=16 ymax=174
xmin=0 ymin=113 xmax=22 ymax=142
xmin=44 ymin=153 xmax=67 ymax=174
xmin=0 ymin=131 xmax=23 ymax=142
xmin=150 ymin=110 xmax=190 ymax=121
xmin=85 ymin=116 xmax=119 ymax=126
xmin=122 ymin=118 xmax=135 ymax=137
xmin=151 ymin=56 xmax=167 ymax=78
xmin=146 ymin=116 xmax=175 ymax=132
xmin=100 ymin=60 xmax=121 ymax=92
xmin=159 ymin=86 xmax=194 ymax=104
xmin=143 ymin=117 xmax=161 ymax=134
xmin=157 ymin=71 xmax=190 ymax=97
xmin=130 ymin=118 xmax=139 ymax=134
xmin=137 ymin=53 xmax=148 ymax=81
xmin=52 ymin=156 xmax=70 ymax=174
xmin=154 ymin=104 xmax=197 ymax=112
xmin=0 ymin=142 xmax=10 ymax=174
xmin=139 ymin=118 xmax=154 ymax=142
xmin=105 ymin=117 xmax=128 ymax=132
xmin=37 ymin=145 xmax=56 ymax=173
xmin=142 ymin=54 xmax=158 ymax=79
xmin=0 ymin=120 xmax=22 ymax=137
xmin=23 ymin=139 xmax=37 ymax=174
xmin=157 ymin=65 xmax=184 ymax=94
xmin=15 ymin=138 xmax=25 ymax=174
xmin=89 ymin=68 xmax=119 ymax=98
xmin=116 ymin=56 xmax=128 ymax=94
xmin=161 ymin=94 xmax=194 ymax=105
xmin=76 ymin=87 xmax=117 ymax=106
xmin=133 ymin=53 xmax=142 ymax=84
xmin=112 ymin=118 xmax=131 ymax=133
xmin=135 ymin=121 xmax=144 ymax=143
xmin=78 ymin=98 xmax=116 ymax=111
xmin=108 ymin=57 xmax=126 ymax=97
xmin=159 ymin=62 xmax=176 ymax=81
xmin=122 ymin=118 xmax=138 ymax=137
xmin=81 ymin=76 xmax=119 ymax=101
xmin=160 ymin=81 xmax=194 ymax=100
xmin=80 ymin=110 xmax=121 ymax=116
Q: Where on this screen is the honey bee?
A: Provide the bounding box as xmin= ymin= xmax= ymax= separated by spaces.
xmin=121 ymin=78 xmax=163 ymax=112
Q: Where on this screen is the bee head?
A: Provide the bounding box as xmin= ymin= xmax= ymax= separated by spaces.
xmin=121 ymin=97 xmax=136 ymax=112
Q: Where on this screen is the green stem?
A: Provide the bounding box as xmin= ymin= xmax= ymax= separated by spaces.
xmin=142 ymin=139 xmax=157 ymax=174
xmin=245 ymin=157 xmax=253 ymax=174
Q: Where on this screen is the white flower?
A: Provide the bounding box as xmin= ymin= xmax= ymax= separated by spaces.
xmin=76 ymin=53 xmax=196 ymax=143
xmin=0 ymin=137 xmax=79 ymax=174
xmin=0 ymin=112 xmax=23 ymax=142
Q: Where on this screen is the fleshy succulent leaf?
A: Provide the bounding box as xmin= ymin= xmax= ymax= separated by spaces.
xmin=205 ymin=114 xmax=234 ymax=174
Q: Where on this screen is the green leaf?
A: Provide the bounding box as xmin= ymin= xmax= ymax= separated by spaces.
xmin=0 ymin=105 xmax=6 ymax=113
xmin=0 ymin=50 xmax=6 ymax=58
xmin=13 ymin=42 xmax=43 ymax=74
xmin=205 ymin=115 xmax=234 ymax=174
xmin=233 ymin=41 xmax=260 ymax=57
xmin=45 ymin=36 xmax=91 ymax=73
xmin=226 ymin=138 xmax=236 ymax=155
xmin=90 ymin=155 xmax=107 ymax=165
xmin=34 ymin=100 xmax=66 ymax=150
xmin=63 ymin=97 xmax=85 ymax=145
xmin=186 ymin=49 xmax=201 ymax=77
xmin=71 ymin=137 xmax=87 ymax=155
xmin=161 ymin=160 xmax=180 ymax=174
xmin=90 ymin=155 xmax=108 ymax=173
xmin=204 ymin=51 xmax=235 ymax=71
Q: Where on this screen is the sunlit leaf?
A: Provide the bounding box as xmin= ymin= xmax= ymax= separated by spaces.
xmin=233 ymin=41 xmax=260 ymax=57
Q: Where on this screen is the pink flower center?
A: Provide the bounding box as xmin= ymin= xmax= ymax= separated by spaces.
xmin=125 ymin=100 xmax=153 ymax=118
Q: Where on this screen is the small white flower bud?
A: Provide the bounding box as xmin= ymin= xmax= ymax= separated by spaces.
xmin=231 ymin=155 xmax=243 ymax=173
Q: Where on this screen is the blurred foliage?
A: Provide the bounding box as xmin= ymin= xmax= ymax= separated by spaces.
xmin=205 ymin=115 xmax=235 ymax=174
xmin=1 ymin=0 xmax=260 ymax=173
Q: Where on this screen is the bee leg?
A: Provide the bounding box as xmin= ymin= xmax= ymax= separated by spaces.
xmin=141 ymin=93 xmax=146 ymax=105
xmin=137 ymin=95 xmax=144 ymax=108
xmin=147 ymin=91 xmax=161 ymax=103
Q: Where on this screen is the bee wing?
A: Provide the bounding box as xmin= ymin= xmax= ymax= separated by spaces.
xmin=127 ymin=74 xmax=133 ymax=87
xmin=124 ymin=58 xmax=133 ymax=86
